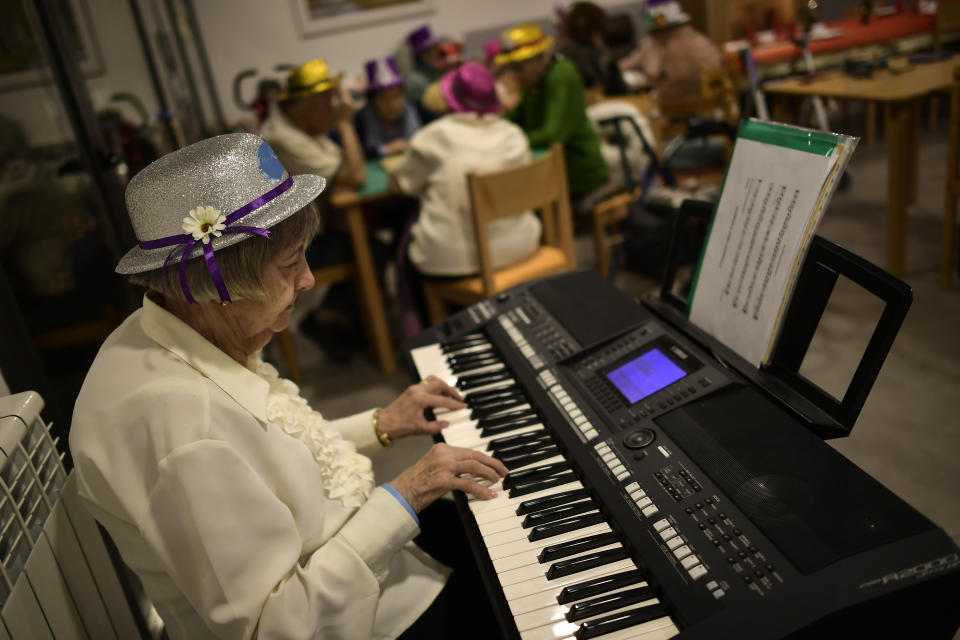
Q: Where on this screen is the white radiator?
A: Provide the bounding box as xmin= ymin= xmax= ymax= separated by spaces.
xmin=0 ymin=391 xmax=142 ymax=639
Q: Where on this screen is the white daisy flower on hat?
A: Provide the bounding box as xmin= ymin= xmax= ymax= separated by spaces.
xmin=182 ymin=206 xmax=227 ymax=244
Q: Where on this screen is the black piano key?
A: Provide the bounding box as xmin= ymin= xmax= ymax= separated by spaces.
xmin=458 ymin=370 xmax=511 ymax=390
xmin=565 ymin=586 xmax=655 ymax=622
xmin=516 ymin=488 xmax=589 ymax=515
xmin=522 ymin=499 xmax=595 ymax=529
xmin=441 ymin=336 xmax=486 ymax=352
xmin=538 ymin=531 xmax=621 ymax=563
xmin=546 ymin=547 xmax=630 ymax=579
xmin=442 ymin=344 xmax=489 ymax=358
xmin=499 ymin=446 xmax=561 ymax=469
xmin=489 ymin=434 xmax=553 ymax=456
xmin=450 ymin=357 xmax=501 ymax=374
xmin=446 ymin=347 xmax=495 ymax=362
xmin=509 ymin=472 xmax=579 ymax=498
xmin=479 ymin=416 xmax=541 ymax=437
xmin=470 ymin=386 xmax=523 ymax=405
xmin=478 ymin=408 xmax=536 ymax=428
xmin=574 ymin=603 xmax=668 ymax=640
xmin=456 ymin=366 xmax=506 ymax=382
xmin=466 ymin=384 xmax=521 ymax=405
xmin=471 ymin=397 xmax=526 ymax=419
xmin=502 ymin=461 xmax=570 ymax=490
xmin=557 ymin=569 xmax=645 ymax=604
xmin=487 ymin=430 xmax=552 ymax=453
xmin=528 ymin=512 xmax=606 ymax=542
xmin=492 ymin=440 xmax=554 ymax=461
xmin=447 ymin=352 xmax=498 ymax=368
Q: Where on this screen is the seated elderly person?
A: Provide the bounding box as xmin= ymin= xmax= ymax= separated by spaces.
xmin=405 ymin=25 xmax=446 ymax=114
xmin=261 ymin=58 xmax=368 ymax=360
xmin=556 ymin=1 xmax=627 ymax=95
xmin=69 ymin=134 xmax=507 ymax=639
xmin=355 ymin=57 xmax=423 ymax=159
xmin=496 ymin=23 xmax=610 ymax=214
xmin=261 ymin=58 xmax=365 ymax=191
xmin=618 ymin=0 xmax=723 ymax=103
xmin=390 ymin=62 xmax=542 ymax=279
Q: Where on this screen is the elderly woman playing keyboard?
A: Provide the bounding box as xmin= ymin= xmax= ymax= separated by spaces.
xmin=69 ymin=133 xmax=506 ymax=640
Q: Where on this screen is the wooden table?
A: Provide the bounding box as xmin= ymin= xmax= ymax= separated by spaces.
xmin=764 ymin=55 xmax=960 ymax=276
xmin=329 ymin=158 xmax=398 ymax=375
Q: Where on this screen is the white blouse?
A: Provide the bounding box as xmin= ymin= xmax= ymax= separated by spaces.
xmin=69 ymin=295 xmax=447 ymax=640
xmin=392 ymin=112 xmax=543 ymax=276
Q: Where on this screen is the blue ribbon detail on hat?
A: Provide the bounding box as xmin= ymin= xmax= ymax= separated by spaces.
xmin=258 ymin=141 xmax=286 ymax=182
xmin=138 ymin=175 xmax=293 ymax=304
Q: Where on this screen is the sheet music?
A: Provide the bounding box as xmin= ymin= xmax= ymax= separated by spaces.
xmin=689 ymin=123 xmax=848 ymax=368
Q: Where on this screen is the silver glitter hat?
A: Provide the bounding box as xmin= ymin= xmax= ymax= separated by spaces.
xmin=116 ymin=133 xmax=325 ymax=276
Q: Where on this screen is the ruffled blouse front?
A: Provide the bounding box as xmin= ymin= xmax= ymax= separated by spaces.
xmin=256 ymin=360 xmax=375 ymax=509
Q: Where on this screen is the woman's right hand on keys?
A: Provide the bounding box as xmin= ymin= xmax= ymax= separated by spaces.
xmin=391 ymin=444 xmax=509 ymax=513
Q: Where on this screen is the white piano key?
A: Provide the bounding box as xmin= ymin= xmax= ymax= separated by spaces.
xmin=520 ymin=602 xmax=652 ymax=640
xmin=483 ymin=524 xmax=533 ymax=548
xmin=477 ymin=507 xmax=600 ymax=544
xmin=478 ymin=512 xmax=528 ymax=536
xmin=446 ymin=423 xmax=545 ymax=451
xmin=520 ymin=604 xmax=676 ymax=640
xmin=496 ymin=559 xmax=549 ymax=587
xmin=410 ymin=344 xmax=450 ymax=378
xmin=496 ymin=541 xmax=621 ymax=587
xmin=468 ymin=481 xmax=583 ymax=517
xmin=435 ymin=406 xmax=472 ymax=421
xmin=513 ymin=584 xmax=644 ymax=632
xmin=503 ymin=559 xmax=636 ymax=601
xmin=491 ymin=524 xmax=613 ymax=571
xmin=504 ymin=559 xmax=642 ymax=616
xmin=475 ymin=503 xmax=524 ymax=526
xmin=488 ymin=522 xmax=610 ymax=563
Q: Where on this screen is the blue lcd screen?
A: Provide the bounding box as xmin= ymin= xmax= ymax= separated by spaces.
xmin=605 ymin=349 xmax=686 ymax=404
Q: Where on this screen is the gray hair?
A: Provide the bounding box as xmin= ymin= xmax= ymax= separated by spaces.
xmin=129 ymin=202 xmax=320 ymax=302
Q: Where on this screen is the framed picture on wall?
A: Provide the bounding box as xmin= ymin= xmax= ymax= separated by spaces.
xmin=0 ymin=0 xmax=104 ymax=91
xmin=290 ymin=0 xmax=435 ymax=37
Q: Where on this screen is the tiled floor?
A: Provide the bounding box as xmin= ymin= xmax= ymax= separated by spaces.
xmin=276 ymin=124 xmax=960 ymax=551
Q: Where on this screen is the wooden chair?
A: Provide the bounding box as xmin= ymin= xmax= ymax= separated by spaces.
xmin=590 ymin=188 xmax=642 ymax=278
xmin=275 ymin=262 xmax=354 ymax=382
xmin=421 ymin=144 xmax=576 ymax=325
xmin=585 ymin=99 xmax=662 ymax=277
xmin=655 ymin=65 xmax=740 ymax=145
xmin=654 ymin=65 xmax=739 ymax=185
xmin=942 ymin=67 xmax=960 ymax=289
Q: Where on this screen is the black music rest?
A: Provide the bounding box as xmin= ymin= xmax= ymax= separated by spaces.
xmin=651 ymin=199 xmax=912 ymax=440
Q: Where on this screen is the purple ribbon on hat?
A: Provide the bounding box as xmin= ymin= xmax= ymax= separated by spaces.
xmin=138 ymin=175 xmax=293 ymax=304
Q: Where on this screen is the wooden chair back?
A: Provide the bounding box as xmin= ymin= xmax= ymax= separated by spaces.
xmin=466 ymin=143 xmax=575 ymax=295
xmin=655 ymin=65 xmax=740 ymax=141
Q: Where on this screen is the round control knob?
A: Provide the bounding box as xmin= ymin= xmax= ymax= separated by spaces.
xmin=496 ymin=292 xmax=510 ymax=303
xmin=623 ymin=428 xmax=656 ymax=450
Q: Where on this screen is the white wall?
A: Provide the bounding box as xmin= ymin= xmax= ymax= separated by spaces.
xmin=193 ymin=0 xmax=634 ymax=126
xmin=0 ymin=0 xmax=159 ymax=148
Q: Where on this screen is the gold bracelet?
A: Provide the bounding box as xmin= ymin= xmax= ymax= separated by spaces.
xmin=373 ymin=408 xmax=392 ymax=447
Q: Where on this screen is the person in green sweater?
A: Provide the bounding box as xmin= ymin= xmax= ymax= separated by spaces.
xmin=495 ymin=23 xmax=609 ymax=213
